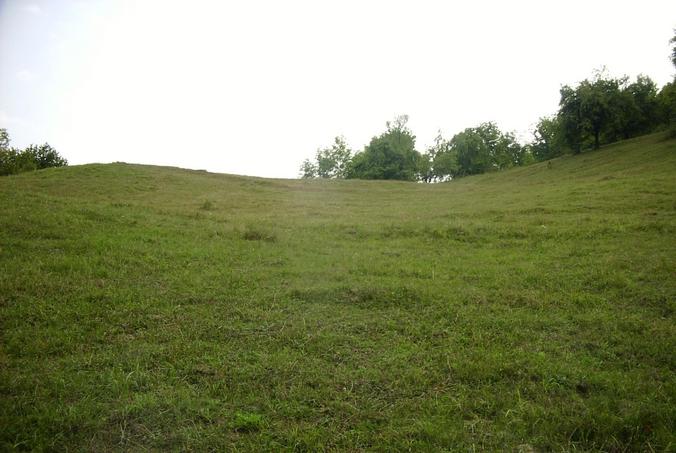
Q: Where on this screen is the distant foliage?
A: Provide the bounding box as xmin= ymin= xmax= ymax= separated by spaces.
xmin=420 ymin=132 xmax=457 ymax=182
xmin=0 ymin=129 xmax=67 ymax=176
xmin=531 ymin=116 xmax=565 ymax=161
xmin=299 ymin=33 xmax=676 ymax=180
xmin=557 ymin=72 xmax=669 ymax=154
xmin=660 ymin=80 xmax=676 ymax=137
xmin=451 ymin=123 xmax=530 ymax=176
xmin=300 ymin=136 xmax=353 ymax=179
xmin=347 ymin=116 xmax=423 ymax=181
xmin=671 ymin=30 xmax=676 ymax=68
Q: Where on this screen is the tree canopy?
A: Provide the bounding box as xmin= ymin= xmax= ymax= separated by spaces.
xmin=299 ymin=34 xmax=676 ymax=182
xmin=346 ymin=115 xmax=422 ymax=181
xmin=300 ymin=136 xmax=352 ymax=179
xmin=0 ymin=129 xmax=67 ymax=176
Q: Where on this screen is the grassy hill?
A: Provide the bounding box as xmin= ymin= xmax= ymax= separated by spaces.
xmin=1 ymin=133 xmax=675 ymax=451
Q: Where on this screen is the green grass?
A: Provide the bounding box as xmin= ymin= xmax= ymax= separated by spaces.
xmin=1 ymin=133 xmax=674 ymax=451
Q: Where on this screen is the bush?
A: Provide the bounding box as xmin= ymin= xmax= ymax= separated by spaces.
xmin=1 ymin=145 xmax=68 ymax=176
xmin=0 ymin=129 xmax=67 ymax=176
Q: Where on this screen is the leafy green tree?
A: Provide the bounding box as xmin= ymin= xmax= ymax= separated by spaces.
xmin=579 ymin=75 xmax=626 ymax=150
xmin=315 ymin=136 xmax=352 ymax=178
xmin=416 ymin=152 xmax=434 ymax=183
xmin=423 ymin=132 xmax=458 ymax=182
xmin=347 ymin=115 xmax=422 ymax=181
xmin=300 ymin=136 xmax=353 ymax=179
xmin=658 ymin=81 xmax=676 ymax=137
xmin=0 ymin=128 xmax=9 ymax=150
xmin=615 ymin=75 xmax=660 ymax=139
xmin=0 ymin=129 xmax=67 ymax=176
xmin=671 ymin=30 xmax=676 ymax=68
xmin=531 ymin=116 xmax=564 ymax=161
xmin=450 ymin=122 xmax=526 ymax=176
xmin=21 ymin=144 xmax=68 ymax=169
xmin=452 ymin=126 xmax=493 ymax=176
xmin=558 ymin=72 xmax=665 ymax=152
xmin=0 ymin=129 xmax=20 ymax=176
xmin=299 ymin=158 xmax=317 ymax=178
xmin=558 ymin=85 xmax=584 ymax=154
xmin=630 ymin=76 xmax=660 ymax=128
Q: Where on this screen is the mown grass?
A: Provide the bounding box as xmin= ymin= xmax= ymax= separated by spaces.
xmin=0 ymin=133 xmax=674 ymax=451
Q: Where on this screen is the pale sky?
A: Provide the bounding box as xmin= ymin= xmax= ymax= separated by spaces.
xmin=1 ymin=0 xmax=675 ymax=178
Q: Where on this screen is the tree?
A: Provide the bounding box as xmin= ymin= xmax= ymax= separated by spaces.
xmin=449 ymin=122 xmax=526 ymax=176
xmin=0 ymin=129 xmax=67 ymax=176
xmin=671 ymin=30 xmax=676 ymax=68
xmin=663 ymin=32 xmax=676 ymax=136
xmin=299 ymin=136 xmax=353 ymax=179
xmin=25 ymin=144 xmax=68 ymax=169
xmin=0 ymin=128 xmax=9 ymax=150
xmin=347 ymin=115 xmax=422 ymax=181
xmin=560 ymin=74 xmax=623 ymax=152
xmin=299 ymin=158 xmax=317 ymax=179
xmin=613 ymin=75 xmax=659 ymax=139
xmin=578 ymin=74 xmax=626 ymax=150
xmin=531 ymin=116 xmax=564 ymax=161
xmin=557 ymin=72 xmax=666 ymax=152
xmin=423 ymin=132 xmax=458 ymax=182
xmin=416 ymin=152 xmax=434 ymax=183
xmin=658 ymin=81 xmax=676 ymax=137
xmin=558 ymin=85 xmax=584 ymax=154
xmin=452 ymin=126 xmax=493 ymax=176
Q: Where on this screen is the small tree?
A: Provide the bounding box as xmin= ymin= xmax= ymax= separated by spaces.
xmin=299 ymin=158 xmax=317 ymax=179
xmin=299 ymin=136 xmax=352 ymax=179
xmin=531 ymin=116 xmax=564 ymax=161
xmin=25 ymin=144 xmax=68 ymax=169
xmin=422 ymin=132 xmax=458 ymax=182
xmin=0 ymin=128 xmax=9 ymax=150
xmin=671 ymin=30 xmax=676 ymax=68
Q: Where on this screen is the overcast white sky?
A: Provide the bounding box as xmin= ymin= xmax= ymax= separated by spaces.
xmin=1 ymin=0 xmax=675 ymax=178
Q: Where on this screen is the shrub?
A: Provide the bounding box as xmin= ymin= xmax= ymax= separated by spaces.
xmin=0 ymin=130 xmax=67 ymax=176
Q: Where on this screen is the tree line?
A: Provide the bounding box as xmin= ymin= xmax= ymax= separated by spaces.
xmin=301 ymin=34 xmax=676 ymax=182
xmin=0 ymin=129 xmax=67 ymax=176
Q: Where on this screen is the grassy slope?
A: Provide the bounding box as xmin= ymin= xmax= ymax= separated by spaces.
xmin=0 ymin=133 xmax=674 ymax=451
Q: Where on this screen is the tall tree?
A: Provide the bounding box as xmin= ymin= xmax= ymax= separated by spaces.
xmin=347 ymin=115 xmax=422 ymax=181
xmin=558 ymin=85 xmax=584 ymax=154
xmin=617 ymin=75 xmax=659 ymax=138
xmin=578 ymin=75 xmax=625 ymax=150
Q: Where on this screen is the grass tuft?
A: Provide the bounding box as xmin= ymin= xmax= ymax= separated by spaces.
xmin=232 ymin=412 xmax=265 ymax=433
xmin=241 ymin=225 xmax=277 ymax=242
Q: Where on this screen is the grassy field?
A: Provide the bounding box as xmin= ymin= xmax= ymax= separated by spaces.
xmin=1 ymin=133 xmax=675 ymax=451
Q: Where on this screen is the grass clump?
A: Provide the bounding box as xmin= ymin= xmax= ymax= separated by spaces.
xmin=200 ymin=200 xmax=215 ymax=211
xmin=241 ymin=224 xmax=276 ymax=242
xmin=232 ymin=412 xmax=265 ymax=433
